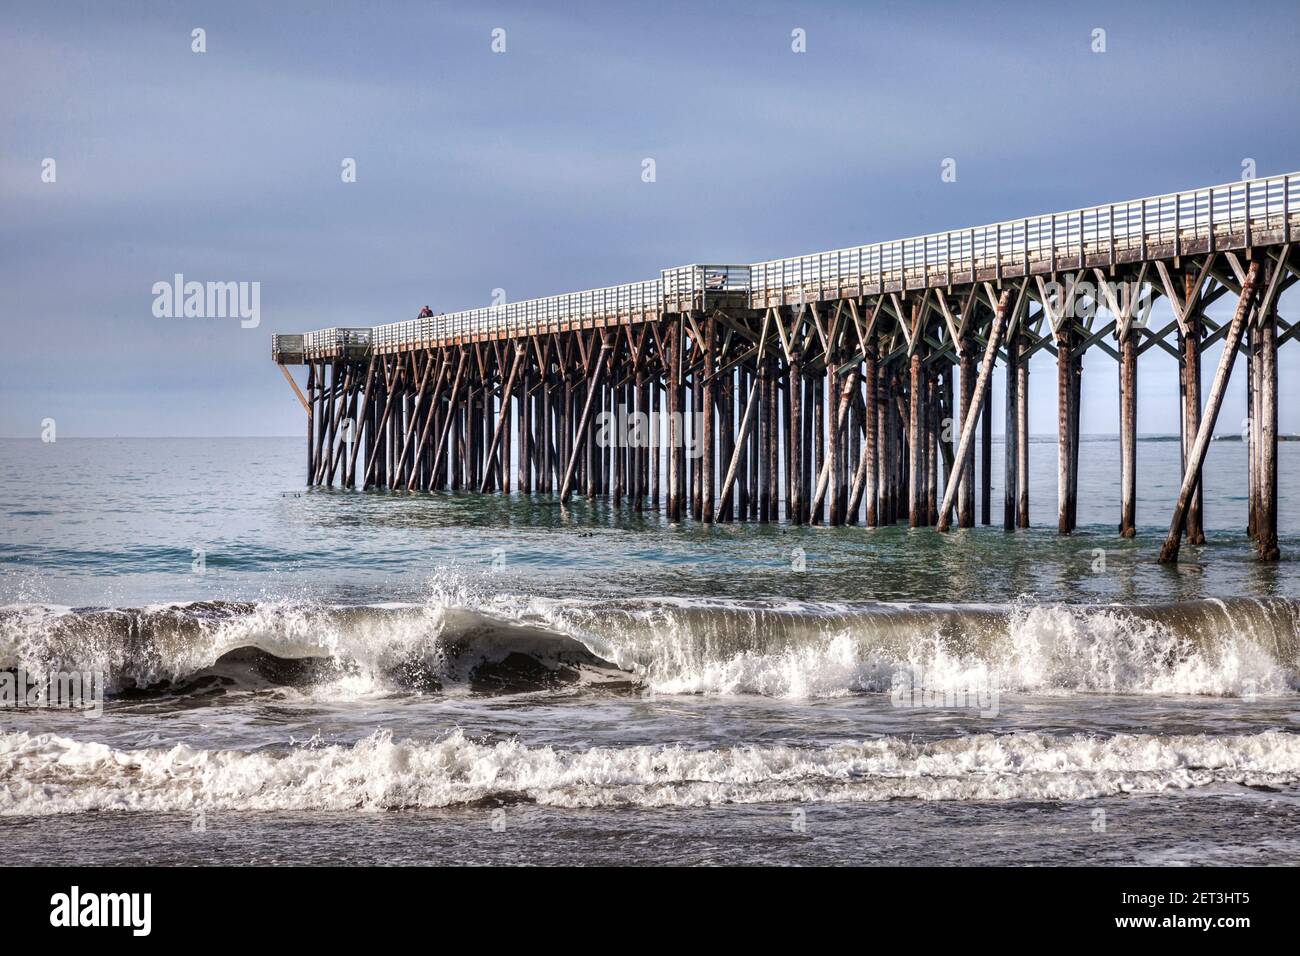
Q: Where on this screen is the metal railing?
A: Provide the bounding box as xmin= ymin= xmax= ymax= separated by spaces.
xmin=662 ymin=264 xmax=752 ymax=311
xmin=369 ymin=277 xmax=667 ymax=351
xmin=303 ymin=328 xmax=372 ymax=353
xmin=750 ymin=172 xmax=1298 ymax=303
xmin=271 ymin=333 xmax=304 ymax=360
xmin=278 ymin=172 xmax=1297 ymax=359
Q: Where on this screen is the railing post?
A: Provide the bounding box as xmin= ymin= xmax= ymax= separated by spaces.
xmin=1139 ymin=201 xmax=1146 ymax=260
xmin=1175 ymin=192 xmax=1181 ymax=258
xmin=1210 ymin=186 xmax=1218 ymax=252
xmin=1246 ymin=180 xmax=1253 ymax=248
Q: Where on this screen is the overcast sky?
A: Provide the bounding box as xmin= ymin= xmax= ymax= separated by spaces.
xmin=2 ymin=0 xmax=1297 ymax=437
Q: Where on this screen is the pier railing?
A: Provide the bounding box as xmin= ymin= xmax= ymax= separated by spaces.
xmin=370 ymin=277 xmax=665 ymax=353
xmin=271 ymin=334 xmax=305 ymax=363
xmin=662 ymin=264 xmax=753 ymax=312
xmin=277 ymin=171 xmax=1298 ymax=360
xmin=749 ymin=172 xmax=1298 ymax=305
xmin=301 ymin=328 xmax=372 ymax=361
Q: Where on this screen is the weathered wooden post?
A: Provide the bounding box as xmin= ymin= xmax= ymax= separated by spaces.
xmin=1016 ymin=340 xmax=1029 ymax=528
xmin=827 ymin=360 xmax=843 ymax=526
xmin=1056 ymin=322 xmax=1077 ymax=535
xmin=1003 ymin=331 xmax=1020 ymax=530
xmin=1159 ymin=261 xmax=1261 ymax=563
xmin=559 ymin=334 xmax=614 ymax=504
xmin=479 ymin=345 xmax=524 ymax=493
xmin=1118 ymin=322 xmax=1138 ymax=538
xmin=1182 ymin=272 xmax=1205 ymax=544
xmin=1247 ymin=325 xmax=1258 ymax=541
xmin=667 ymin=319 xmax=684 ymax=521
xmin=702 ymin=317 xmax=715 ymax=522
xmin=1257 ymin=293 xmax=1280 ymax=561
xmin=981 ymin=377 xmax=992 ymax=526
xmin=958 ymin=334 xmax=976 ymax=528
xmin=938 ymin=288 xmax=1012 ymax=532
xmin=908 ymin=351 xmax=923 ymax=528
xmin=764 ymin=358 xmax=774 ymax=522
xmin=785 ymin=358 xmax=795 ymax=522
xmin=863 ymin=348 xmax=879 ymax=526
xmin=802 ymin=370 xmax=815 ymax=523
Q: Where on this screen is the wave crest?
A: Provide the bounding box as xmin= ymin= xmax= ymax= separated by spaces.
xmin=2 ymin=595 xmax=1297 ymax=700
xmin=4 ymin=728 xmax=1299 ymax=814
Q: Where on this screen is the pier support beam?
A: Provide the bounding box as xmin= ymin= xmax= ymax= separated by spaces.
xmin=305 ymin=364 xmax=317 ymax=484
xmin=1256 ymin=293 xmax=1280 ymax=561
xmin=1118 ymin=326 xmax=1138 ymax=538
xmin=559 ymin=335 xmax=614 ymax=503
xmin=938 ymin=288 xmax=1012 ymax=531
xmin=479 ymin=345 xmax=524 ymax=493
xmin=1159 ymin=262 xmax=1261 ymax=563
xmin=957 ymin=341 xmax=976 ymax=527
xmin=854 ymin=347 xmax=879 ymax=526
xmin=1181 ymin=312 xmax=1205 ymax=544
xmin=908 ymin=352 xmax=923 ymax=527
xmin=788 ymin=361 xmax=803 ymax=523
xmin=1248 ymin=326 xmax=1259 ymax=541
xmin=981 ymin=377 xmax=992 ymax=526
xmin=667 ymin=320 xmax=685 ymax=521
xmin=1003 ymin=332 xmax=1020 ymax=530
xmin=1056 ymin=323 xmax=1079 ymax=535
xmin=1016 ymin=347 xmax=1029 ymax=528
xmin=828 ymin=362 xmax=844 ymax=526
xmin=701 ymin=318 xmax=716 ymax=522
xmin=760 ymin=374 xmax=769 ymax=521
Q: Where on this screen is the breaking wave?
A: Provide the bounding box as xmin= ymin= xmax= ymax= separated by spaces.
xmin=1 ymin=594 xmax=1297 ymax=700
xmin=3 ymin=727 xmax=1299 ymax=814
xmin=0 ymin=602 xmax=631 ymax=697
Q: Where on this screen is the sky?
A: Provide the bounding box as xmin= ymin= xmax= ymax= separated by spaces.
xmin=2 ymin=0 xmax=1298 ymax=438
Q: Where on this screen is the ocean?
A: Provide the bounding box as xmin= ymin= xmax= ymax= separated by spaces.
xmin=1 ymin=435 xmax=1298 ymax=865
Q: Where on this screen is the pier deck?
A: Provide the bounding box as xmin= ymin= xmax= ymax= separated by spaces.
xmin=273 ymin=172 xmax=1300 ymax=562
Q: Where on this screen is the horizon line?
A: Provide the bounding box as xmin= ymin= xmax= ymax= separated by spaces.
xmin=3 ymin=432 xmax=1296 ymax=441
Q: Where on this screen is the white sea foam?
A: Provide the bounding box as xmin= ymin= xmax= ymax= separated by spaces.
xmin=515 ymin=595 xmax=1300 ymax=698
xmin=3 ymin=728 xmax=1299 ymax=815
xmin=1 ymin=594 xmax=1296 ymax=700
xmin=0 ymin=601 xmax=622 ymax=695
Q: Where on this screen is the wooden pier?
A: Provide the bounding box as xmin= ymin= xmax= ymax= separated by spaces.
xmin=273 ymin=173 xmax=1300 ymax=562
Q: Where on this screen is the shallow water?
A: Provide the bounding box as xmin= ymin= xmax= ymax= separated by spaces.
xmin=1 ymin=437 xmax=1298 ymax=865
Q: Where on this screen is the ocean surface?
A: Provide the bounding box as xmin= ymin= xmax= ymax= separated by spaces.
xmin=1 ymin=435 xmax=1298 ymax=866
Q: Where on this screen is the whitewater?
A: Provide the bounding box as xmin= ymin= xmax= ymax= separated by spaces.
xmin=2 ymin=436 xmax=1299 ymax=864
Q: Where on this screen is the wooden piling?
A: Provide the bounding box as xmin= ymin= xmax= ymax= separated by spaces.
xmin=1159 ymin=262 xmax=1261 ymax=563
xmin=1056 ymin=324 xmax=1077 ymax=535
xmin=1016 ymin=346 xmax=1029 ymax=528
xmin=938 ymin=289 xmax=1012 ymax=531
xmin=1257 ymin=300 xmax=1279 ymax=561
xmin=908 ymin=352 xmax=923 ymax=528
xmin=958 ymin=344 xmax=976 ymax=527
xmin=1118 ymin=326 xmax=1138 ymax=538
xmin=981 ymin=377 xmax=992 ymax=526
xmin=1003 ymin=333 xmax=1019 ymax=531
